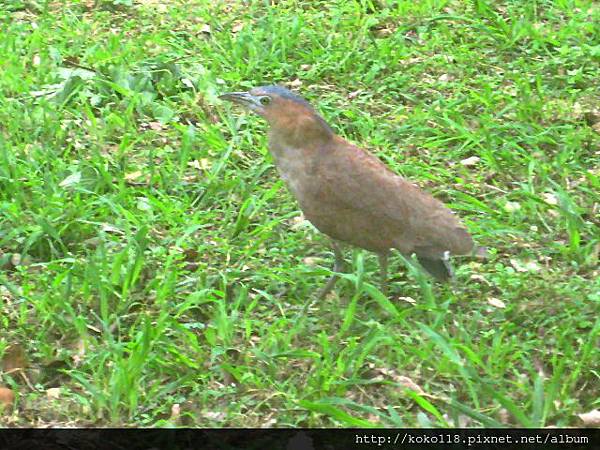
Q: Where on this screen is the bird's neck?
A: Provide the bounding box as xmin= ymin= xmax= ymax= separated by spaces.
xmin=268 ymin=114 xmax=334 ymax=149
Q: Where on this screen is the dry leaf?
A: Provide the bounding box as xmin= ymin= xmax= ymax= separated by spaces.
xmin=148 ymin=121 xmax=163 ymax=131
xmin=231 ymin=22 xmax=244 ymax=33
xmin=371 ymin=366 xmax=428 ymax=396
xmin=0 ymin=285 xmax=11 ymax=299
xmin=510 ymin=258 xmax=541 ymax=272
xmin=460 ymin=156 xmax=480 ymax=166
xmin=10 ymin=253 xmax=32 ymax=267
xmin=288 ymin=78 xmax=302 ymax=88
xmin=487 ymin=297 xmax=506 ymax=308
xmin=136 ymin=197 xmax=152 ymax=211
xmin=170 ymin=403 xmax=181 ymax=422
xmin=470 ymin=274 xmax=490 ymax=284
xmin=302 ymin=257 xmax=320 ymax=266
xmin=59 ymin=172 xmax=81 ymax=188
xmin=399 ymin=296 xmax=416 ymax=304
xmin=542 ymin=192 xmax=558 ymax=205
xmin=290 ymin=214 xmax=309 ymax=230
xmin=347 ymin=90 xmax=362 ymax=99
xmin=396 ymin=375 xmax=426 ymax=395
xmin=188 ymin=159 xmax=211 ymax=170
xmin=203 ymin=410 xmax=225 ymax=421
xmin=124 ymin=171 xmax=142 ymax=181
xmin=262 ymin=417 xmax=277 ymax=427
xmin=46 ymin=387 xmax=61 ymax=400
xmin=182 ymin=174 xmax=200 ymax=182
xmin=101 ymin=223 xmax=124 ymax=234
xmin=578 ymin=409 xmax=600 ymax=427
xmin=375 ymin=28 xmax=393 ymax=37
xmin=401 ymin=57 xmax=424 ymax=66
xmin=72 ymin=339 xmax=86 ymax=367
xmin=498 ymin=408 xmax=511 ymax=423
xmin=200 ymin=24 xmax=211 ymax=34
xmin=10 ymin=253 xmax=21 ymax=267
xmin=504 ymin=201 xmax=521 ymax=213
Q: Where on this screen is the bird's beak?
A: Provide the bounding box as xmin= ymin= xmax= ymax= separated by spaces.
xmin=219 ymin=91 xmax=257 ymax=108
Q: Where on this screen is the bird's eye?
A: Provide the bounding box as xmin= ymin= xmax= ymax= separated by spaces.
xmin=259 ymin=96 xmax=271 ymax=106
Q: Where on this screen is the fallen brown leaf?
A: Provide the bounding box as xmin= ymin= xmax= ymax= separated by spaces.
xmin=369 ymin=364 xmax=432 ymax=397
xmin=302 ymin=257 xmax=320 ymax=266
xmin=578 ymin=409 xmax=600 ymax=427
xmin=290 ymin=213 xmax=310 ymax=230
xmin=101 ymin=223 xmax=124 ymax=234
xmin=460 ymin=156 xmax=480 ymax=167
xmin=231 ymin=22 xmax=244 ymax=33
xmin=487 ymin=297 xmax=506 ymax=309
xmin=71 ymin=338 xmax=86 ymax=367
xmin=10 ymin=253 xmax=21 ymax=267
xmin=124 ymin=171 xmax=143 ymax=181
xmin=202 ymin=410 xmax=225 ymax=421
xmin=188 ymin=159 xmax=211 ymax=170
xmin=170 ymin=403 xmax=181 ymax=423
xmin=510 ymin=258 xmax=541 ymax=272
xmin=541 ymin=192 xmax=558 ymax=205
xmin=46 ymin=387 xmax=61 ymax=400
xmin=347 ymin=90 xmax=363 ymax=99
xmin=504 ymin=201 xmax=521 ymax=212
xmin=288 ymin=78 xmax=302 ymax=89
xmin=396 ymin=375 xmax=427 ymax=395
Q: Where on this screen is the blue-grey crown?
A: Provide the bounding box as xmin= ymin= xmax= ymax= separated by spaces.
xmin=259 ymin=85 xmax=311 ymax=107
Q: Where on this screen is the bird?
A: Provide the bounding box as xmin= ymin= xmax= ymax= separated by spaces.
xmin=220 ymin=85 xmax=486 ymax=298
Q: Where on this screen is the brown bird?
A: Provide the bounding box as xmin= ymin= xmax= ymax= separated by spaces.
xmin=220 ymin=85 xmax=485 ymax=298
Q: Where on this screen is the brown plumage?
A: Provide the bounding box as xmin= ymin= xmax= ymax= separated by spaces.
xmin=220 ymin=85 xmax=484 ymax=297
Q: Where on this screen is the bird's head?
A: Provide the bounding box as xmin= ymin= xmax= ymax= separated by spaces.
xmin=219 ymin=85 xmax=333 ymax=144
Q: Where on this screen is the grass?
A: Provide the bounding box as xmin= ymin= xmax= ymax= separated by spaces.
xmin=0 ymin=0 xmax=598 ymax=427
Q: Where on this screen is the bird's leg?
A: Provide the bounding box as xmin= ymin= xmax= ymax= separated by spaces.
xmin=317 ymin=241 xmax=345 ymax=300
xmin=378 ymin=252 xmax=389 ymax=296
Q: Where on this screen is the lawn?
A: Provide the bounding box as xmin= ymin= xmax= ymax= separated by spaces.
xmin=0 ymin=0 xmax=598 ymax=427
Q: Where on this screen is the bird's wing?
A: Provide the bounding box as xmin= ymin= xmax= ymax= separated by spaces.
xmin=318 ymin=138 xmax=474 ymax=256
